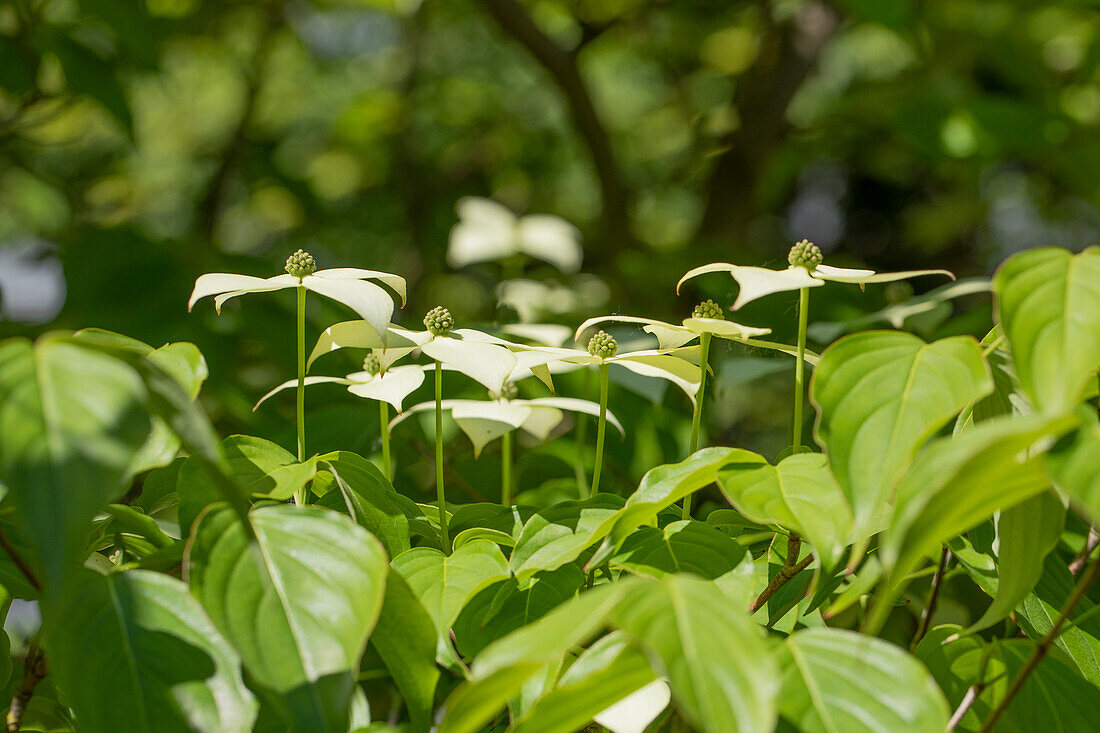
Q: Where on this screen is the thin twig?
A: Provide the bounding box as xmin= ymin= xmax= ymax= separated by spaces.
xmin=6 ymin=637 xmax=46 ymax=732
xmin=978 ymin=551 xmax=1100 ymax=732
xmin=911 ymin=546 xmax=951 ymax=651
xmin=0 ymin=527 xmax=40 ymax=592
xmin=948 ymin=683 xmax=983 ymax=730
xmin=750 ymin=533 xmax=812 ymax=613
xmin=1070 ymin=526 xmax=1099 ymax=576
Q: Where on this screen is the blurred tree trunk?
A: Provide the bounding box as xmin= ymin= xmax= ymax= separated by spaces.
xmin=478 ymin=0 xmax=633 ymax=260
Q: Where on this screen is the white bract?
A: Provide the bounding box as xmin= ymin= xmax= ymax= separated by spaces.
xmin=189 ymin=268 xmax=407 ymax=342
xmin=556 ymin=343 xmax=705 ymax=406
xmin=254 ymin=364 xmax=427 ymax=413
xmin=392 ymin=396 xmax=623 ymax=456
xmin=677 ymin=261 xmax=954 ymax=309
xmin=448 ymin=197 xmax=583 ymax=272
xmin=307 ymin=320 xmax=530 ymax=395
xmin=575 ymin=315 xmax=819 ymax=364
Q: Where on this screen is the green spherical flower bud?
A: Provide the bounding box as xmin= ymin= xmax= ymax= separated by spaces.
xmin=285 ymin=249 xmax=317 ymax=278
xmin=500 ymin=381 xmax=518 ymax=400
xmin=363 ymin=353 xmax=381 ymax=376
xmin=587 ymin=330 xmax=617 ymax=359
xmin=424 ymin=305 xmax=454 ymax=336
xmin=787 ymin=239 xmax=823 ymax=270
xmin=692 ymin=299 xmax=725 ymax=320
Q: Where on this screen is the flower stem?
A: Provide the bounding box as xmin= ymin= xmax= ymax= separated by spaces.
xmin=379 ymin=400 xmax=391 ymax=479
xmin=294 ymin=284 xmax=307 ymax=506
xmin=792 ymin=287 xmax=809 ymax=454
xmin=501 ymin=430 xmax=513 ymax=506
xmin=683 ymin=332 xmax=712 ymax=519
xmin=435 ymin=362 xmax=450 ymax=554
xmin=574 ymin=369 xmax=591 ymax=498
xmin=590 ymin=363 xmax=610 ymax=496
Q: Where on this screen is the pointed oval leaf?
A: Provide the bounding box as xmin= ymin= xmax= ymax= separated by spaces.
xmin=188 ymin=504 xmax=388 ymax=732
xmin=0 ymin=337 xmax=152 ymax=589
xmin=778 ymin=628 xmax=949 ymax=733
xmin=390 ymin=540 xmax=511 ymax=657
xmin=47 ymin=569 xmax=257 ymax=733
xmin=994 ymin=246 xmax=1100 ymax=413
xmin=717 ymin=452 xmax=852 ymax=570
xmin=613 ymin=575 xmax=778 ymax=733
xmin=811 ymin=331 xmax=992 ymax=548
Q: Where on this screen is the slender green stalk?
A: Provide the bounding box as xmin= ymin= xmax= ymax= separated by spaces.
xmin=792 ymin=287 xmax=810 ymax=454
xmin=591 ymin=363 xmax=610 ymax=496
xmin=379 ymin=400 xmax=391 ymax=479
xmin=294 ymin=284 xmax=307 ymax=505
xmin=574 ymin=369 xmax=592 ymax=497
xmin=435 ymin=362 xmax=450 ymax=554
xmin=683 ymin=332 xmax=712 ymax=519
xmin=501 ymin=430 xmax=513 ymax=506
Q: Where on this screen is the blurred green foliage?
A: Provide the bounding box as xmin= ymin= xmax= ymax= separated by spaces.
xmin=2 ymin=0 xmax=1098 ymax=503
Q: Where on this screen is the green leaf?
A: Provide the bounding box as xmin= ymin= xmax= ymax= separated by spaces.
xmin=0 ymin=336 xmax=152 ymax=589
xmin=717 ymin=452 xmax=851 ymax=570
xmin=994 ymin=246 xmax=1100 ymax=413
xmin=46 ymin=569 xmax=257 ymax=732
xmin=512 ymin=633 xmax=658 ymax=733
xmin=370 ymin=572 xmax=440 ymax=731
xmin=1016 ymin=552 xmax=1100 ymax=685
xmin=188 ymin=504 xmax=388 ymax=732
xmin=871 ymin=412 xmax=1078 ymax=632
xmin=610 ymin=520 xmax=746 ymax=579
xmin=961 ymin=491 xmax=1064 ymax=636
xmin=315 ymin=450 xmax=419 ymax=558
xmin=454 ymin=565 xmax=584 ymax=657
xmin=510 ymin=494 xmax=625 ymax=580
xmin=613 ymin=575 xmax=777 ymax=733
xmin=883 ymin=413 xmax=1077 ymax=582
xmin=591 ymin=448 xmax=751 ymax=567
xmin=391 ymin=540 xmax=511 ymax=661
xmin=178 ymin=435 xmax=312 ymax=535
xmin=811 ymin=330 xmax=992 ymax=551
xmin=917 ymin=626 xmax=1100 ymax=732
xmin=1048 ymin=423 xmax=1100 ymax=524
xmin=102 ymin=504 xmax=175 ymax=548
xmin=442 ymin=581 xmax=637 ymax=733
xmin=778 ymin=628 xmax=949 ymax=733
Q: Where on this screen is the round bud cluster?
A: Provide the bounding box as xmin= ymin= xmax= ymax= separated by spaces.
xmin=423 ymin=306 xmax=454 ymax=336
xmin=284 ymin=249 xmax=317 ymax=278
xmin=491 ymin=382 xmax=519 ymax=401
xmin=787 ymin=239 xmax=823 ymax=270
xmin=363 ymin=353 xmax=381 ymax=376
xmin=692 ymin=299 xmax=725 ymax=320
xmin=587 ymin=330 xmax=618 ymax=359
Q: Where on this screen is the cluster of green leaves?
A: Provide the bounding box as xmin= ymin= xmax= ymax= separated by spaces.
xmin=1 ymin=243 xmax=1100 ymax=733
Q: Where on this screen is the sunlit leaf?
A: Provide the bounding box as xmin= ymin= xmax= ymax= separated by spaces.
xmin=718 ymin=452 xmax=852 ymax=570
xmin=811 ymin=331 xmax=992 ymax=554
xmin=188 ymin=504 xmax=387 ymax=732
xmin=778 ymin=628 xmax=949 ymax=733
xmin=0 ymin=336 xmax=151 ymax=589
xmin=47 ymin=569 xmax=257 ymax=733
xmin=994 ymin=246 xmax=1100 ymax=413
xmin=613 ymin=575 xmax=778 ymax=733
